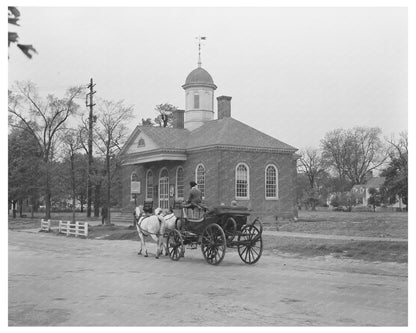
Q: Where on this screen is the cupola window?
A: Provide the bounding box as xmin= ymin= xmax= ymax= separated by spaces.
xmin=194 ymin=94 xmax=200 ymax=109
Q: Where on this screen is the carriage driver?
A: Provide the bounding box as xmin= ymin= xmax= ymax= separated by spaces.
xmin=187 ymin=181 xmax=202 ymax=207
xmin=185 ymin=181 xmax=207 ymax=218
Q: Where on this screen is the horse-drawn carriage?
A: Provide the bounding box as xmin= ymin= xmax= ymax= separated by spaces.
xmin=165 ymin=205 xmax=264 ymax=265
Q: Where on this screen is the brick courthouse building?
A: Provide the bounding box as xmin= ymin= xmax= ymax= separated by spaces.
xmin=118 ymin=64 xmax=299 ymax=220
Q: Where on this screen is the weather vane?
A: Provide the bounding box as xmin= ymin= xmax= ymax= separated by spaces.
xmin=196 ymin=36 xmax=206 ymax=67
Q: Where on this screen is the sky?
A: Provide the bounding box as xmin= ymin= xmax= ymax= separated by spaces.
xmin=7 ymin=6 xmax=408 ymax=150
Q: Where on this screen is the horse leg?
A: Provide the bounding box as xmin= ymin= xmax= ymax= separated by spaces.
xmin=164 ymin=239 xmax=169 ymax=256
xmin=150 ymin=234 xmax=161 ymax=259
xmin=143 ymin=237 xmax=149 ymax=257
xmin=136 ymin=227 xmax=143 ymax=255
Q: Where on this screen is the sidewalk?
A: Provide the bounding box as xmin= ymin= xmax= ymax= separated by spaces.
xmin=263 ymin=230 xmax=408 ymax=242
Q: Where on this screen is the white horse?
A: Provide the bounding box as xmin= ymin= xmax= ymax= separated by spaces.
xmin=163 ymin=209 xmax=180 ymax=231
xmin=136 ymin=206 xmax=166 ymax=259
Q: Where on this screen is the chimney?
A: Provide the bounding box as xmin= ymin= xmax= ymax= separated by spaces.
xmin=172 ymin=109 xmax=184 ymax=129
xmin=217 ymin=96 xmax=232 ymax=119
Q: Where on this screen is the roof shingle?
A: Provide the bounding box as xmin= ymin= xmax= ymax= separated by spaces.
xmin=129 ymin=117 xmax=297 ymax=153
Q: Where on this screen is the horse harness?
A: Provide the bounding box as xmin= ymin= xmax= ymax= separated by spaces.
xmin=137 ymin=214 xmax=164 ymax=237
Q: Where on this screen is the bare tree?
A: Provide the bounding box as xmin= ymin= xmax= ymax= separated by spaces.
xmin=8 ymin=81 xmax=83 ymax=218
xmin=298 ymin=148 xmax=326 ymax=210
xmin=381 ymin=131 xmax=408 ymax=208
xmin=94 ymin=99 xmax=133 ymax=224
xmin=321 ymin=127 xmax=386 ymax=187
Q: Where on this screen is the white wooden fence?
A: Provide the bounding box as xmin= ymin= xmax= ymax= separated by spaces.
xmin=40 ymin=219 xmax=88 ymax=237
xmin=40 ymin=219 xmax=51 ymax=232
xmin=58 ymin=221 xmax=89 ymax=237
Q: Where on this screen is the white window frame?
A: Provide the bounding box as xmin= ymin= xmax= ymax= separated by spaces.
xmin=265 ymin=164 xmax=278 ymax=200
xmin=195 ymin=163 xmax=205 ymax=199
xmin=159 ymin=168 xmax=169 ymax=210
xmin=176 ymin=166 xmax=184 ymax=200
xmin=145 ymin=169 xmax=153 ymax=201
xmin=235 ymin=163 xmax=250 ymax=200
xmin=130 ymin=172 xmax=140 ymax=200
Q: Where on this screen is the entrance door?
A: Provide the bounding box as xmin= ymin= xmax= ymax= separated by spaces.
xmin=159 ymin=169 xmax=169 ymax=209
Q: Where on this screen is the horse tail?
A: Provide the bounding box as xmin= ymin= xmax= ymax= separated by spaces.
xmin=157 ymin=215 xmax=165 ymax=236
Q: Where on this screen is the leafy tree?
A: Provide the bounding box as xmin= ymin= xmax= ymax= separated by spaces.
xmin=321 ymin=127 xmax=386 ymax=187
xmin=381 ymin=132 xmax=408 ymax=208
xmin=8 ymin=7 xmax=37 ymax=58
xmin=330 ymin=192 xmax=353 ymax=211
xmin=141 ymin=118 xmax=153 ymax=126
xmin=61 ymin=129 xmax=82 ymax=222
xmin=8 ymin=127 xmax=42 ymax=217
xmin=94 ymin=99 xmax=133 ymax=224
xmin=153 ymin=103 xmax=178 ymax=127
xmin=368 ymin=188 xmax=383 ymax=212
xmin=8 ymin=82 xmax=83 ymax=218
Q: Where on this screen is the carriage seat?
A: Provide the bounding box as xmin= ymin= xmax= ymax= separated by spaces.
xmin=182 ymin=206 xmax=206 ymax=222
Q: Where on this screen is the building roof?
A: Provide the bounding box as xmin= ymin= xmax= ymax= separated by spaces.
xmin=123 ymin=117 xmax=297 ymax=155
xmin=187 ymin=117 xmax=297 ymax=151
xmin=182 ymin=67 xmax=217 ymax=90
xmin=366 ymin=176 xmax=385 ymax=188
xmin=138 ymin=126 xmax=190 ymax=150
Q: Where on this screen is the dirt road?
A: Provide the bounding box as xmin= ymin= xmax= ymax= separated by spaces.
xmin=8 ymin=230 xmax=407 ymax=326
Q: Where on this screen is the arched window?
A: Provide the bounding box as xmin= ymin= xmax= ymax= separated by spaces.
xmin=146 ymin=170 xmax=153 ymax=201
xmin=176 ymin=167 xmax=184 ymax=200
xmin=159 ymin=168 xmax=169 ymax=209
xmin=265 ymin=164 xmax=278 ymax=199
xmin=196 ymin=164 xmax=205 ymax=198
xmin=130 ymin=172 xmax=140 ymax=200
xmin=236 ymin=163 xmax=249 ymax=199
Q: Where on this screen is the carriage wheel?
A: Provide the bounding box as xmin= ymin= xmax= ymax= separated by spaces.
xmin=201 ymin=223 xmax=226 ymax=265
xmin=167 ymin=229 xmax=184 ymax=261
xmin=223 ymin=217 xmax=237 ymax=242
xmin=250 ymin=217 xmax=263 ymax=235
xmin=237 ymin=224 xmax=263 ymax=264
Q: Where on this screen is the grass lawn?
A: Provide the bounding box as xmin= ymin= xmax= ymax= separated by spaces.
xmin=9 ymin=210 xmax=408 ymax=263
xmin=276 ymin=210 xmax=408 ymax=239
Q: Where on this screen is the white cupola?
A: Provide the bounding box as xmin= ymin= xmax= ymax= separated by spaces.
xmin=182 ymin=66 xmax=217 ymax=131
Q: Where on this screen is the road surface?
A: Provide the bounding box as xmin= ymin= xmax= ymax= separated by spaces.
xmin=8 ymin=230 xmax=407 ymax=326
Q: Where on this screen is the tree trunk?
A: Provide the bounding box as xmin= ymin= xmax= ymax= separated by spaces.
xmin=45 ymin=159 xmax=52 ymax=219
xmin=12 ymin=201 xmax=17 ymax=218
xmin=94 ymin=183 xmax=101 ymax=217
xmin=19 ymin=199 xmax=23 ymax=217
xmin=106 ymin=152 xmax=111 ymax=225
xmin=30 ymin=197 xmax=34 ymax=218
xmin=71 ymin=155 xmax=76 ymax=223
xmin=45 ymin=190 xmax=51 ymax=219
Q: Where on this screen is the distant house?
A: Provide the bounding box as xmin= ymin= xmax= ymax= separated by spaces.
xmin=351 ymin=176 xmax=385 ymax=206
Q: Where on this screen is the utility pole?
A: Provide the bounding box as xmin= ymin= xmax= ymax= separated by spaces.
xmin=86 ymin=78 xmax=96 ymax=218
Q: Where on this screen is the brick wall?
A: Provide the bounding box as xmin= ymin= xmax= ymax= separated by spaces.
xmin=121 ymin=148 xmax=297 ymax=219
